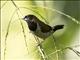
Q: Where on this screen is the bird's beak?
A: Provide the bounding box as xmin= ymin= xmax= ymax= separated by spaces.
xmin=22 ymin=17 xmax=28 ymax=21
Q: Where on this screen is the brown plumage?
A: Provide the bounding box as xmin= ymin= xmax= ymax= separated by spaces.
xmin=23 ymin=14 xmax=64 ymax=39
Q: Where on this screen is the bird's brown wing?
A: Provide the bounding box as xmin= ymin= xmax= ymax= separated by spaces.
xmin=38 ymin=20 xmax=52 ymax=33
xmin=33 ymin=15 xmax=52 ymax=33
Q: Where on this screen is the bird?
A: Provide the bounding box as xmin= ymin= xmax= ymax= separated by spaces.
xmin=23 ymin=14 xmax=64 ymax=39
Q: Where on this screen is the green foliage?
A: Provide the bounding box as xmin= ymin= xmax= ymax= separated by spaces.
xmin=1 ymin=1 xmax=80 ymax=60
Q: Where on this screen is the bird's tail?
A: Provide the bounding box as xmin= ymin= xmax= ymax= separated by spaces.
xmin=53 ymin=25 xmax=64 ymax=32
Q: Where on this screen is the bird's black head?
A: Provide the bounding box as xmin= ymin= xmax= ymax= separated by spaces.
xmin=23 ymin=15 xmax=37 ymax=31
xmin=23 ymin=15 xmax=36 ymax=22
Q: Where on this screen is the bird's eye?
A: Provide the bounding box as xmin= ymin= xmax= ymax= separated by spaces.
xmin=24 ymin=16 xmax=28 ymax=19
xmin=25 ymin=16 xmax=28 ymax=18
xmin=23 ymin=16 xmax=29 ymax=21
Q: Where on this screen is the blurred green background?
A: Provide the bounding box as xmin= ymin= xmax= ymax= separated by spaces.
xmin=1 ymin=0 xmax=80 ymax=60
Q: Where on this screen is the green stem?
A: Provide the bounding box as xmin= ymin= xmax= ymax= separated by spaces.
xmin=4 ymin=9 xmax=17 ymax=60
xmin=52 ymin=35 xmax=59 ymax=60
xmin=11 ymin=0 xmax=29 ymax=54
xmin=34 ymin=35 xmax=47 ymax=60
xmin=45 ymin=45 xmax=80 ymax=58
xmin=0 ymin=0 xmax=8 ymax=9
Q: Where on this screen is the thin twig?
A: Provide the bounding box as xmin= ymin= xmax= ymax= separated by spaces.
xmin=11 ymin=0 xmax=29 ymax=54
xmin=33 ymin=35 xmax=47 ymax=60
xmin=16 ymin=11 xmax=29 ymax=54
xmin=38 ymin=6 xmax=80 ymax=24
xmin=52 ymin=35 xmax=59 ymax=60
xmin=4 ymin=9 xmax=18 ymax=60
xmin=45 ymin=45 xmax=80 ymax=58
xmin=66 ymin=47 xmax=80 ymax=57
xmin=0 ymin=0 xmax=8 ymax=9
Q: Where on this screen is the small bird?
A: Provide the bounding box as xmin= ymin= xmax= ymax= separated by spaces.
xmin=23 ymin=14 xmax=64 ymax=39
